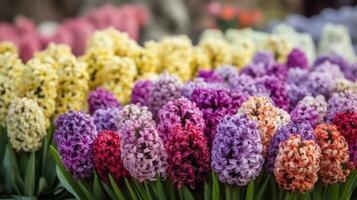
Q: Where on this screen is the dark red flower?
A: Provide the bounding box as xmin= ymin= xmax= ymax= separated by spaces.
xmin=93 ymin=130 xmax=129 ymax=182
xmin=165 ymin=124 xmax=210 ymax=189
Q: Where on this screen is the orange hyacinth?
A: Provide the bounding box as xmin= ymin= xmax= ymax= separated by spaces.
xmin=314 ymin=124 xmax=350 ymax=184
xmin=274 ymin=134 xmax=321 ymax=193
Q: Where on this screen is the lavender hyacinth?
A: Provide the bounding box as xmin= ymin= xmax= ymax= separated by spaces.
xmin=93 ymin=107 xmax=121 ymax=132
xmin=157 ymin=97 xmax=205 ymax=141
xmin=54 ymin=111 xmax=98 ymax=179
xmin=214 ymin=65 xmax=239 ymax=83
xmin=87 ymin=87 xmax=121 ymax=114
xmin=286 ymin=83 xmax=311 ymax=111
xmin=286 ymin=68 xmax=310 ymax=85
xmin=314 ymin=54 xmax=349 ymax=74
xmin=227 ymin=74 xmax=267 ymax=96
xmin=148 ymin=73 xmax=182 ymax=117
xmin=326 ymin=90 xmax=357 ymax=121
xmin=267 ymin=122 xmax=315 ymax=172
xmin=131 ymin=80 xmax=153 ymax=106
xmin=211 ymin=113 xmax=264 ymax=185
xmin=181 ymin=78 xmax=208 ymax=99
xmin=305 ymin=71 xmax=336 ymax=97
xmin=120 ymin=118 xmax=167 ymax=182
xmin=290 ymin=95 xmax=327 ymax=127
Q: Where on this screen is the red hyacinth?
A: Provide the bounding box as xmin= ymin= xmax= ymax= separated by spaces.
xmin=93 ymin=130 xmax=129 ymax=182
xmin=165 ymin=124 xmax=210 ymax=189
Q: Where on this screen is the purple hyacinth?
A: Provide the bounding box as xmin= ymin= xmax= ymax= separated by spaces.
xmin=148 ymin=74 xmax=182 ymax=118
xmin=197 ymin=70 xmax=223 ymax=83
xmin=54 ymin=111 xmax=98 ymax=179
xmin=190 ymin=87 xmax=246 ymax=146
xmin=157 ymin=97 xmax=205 ymax=142
xmin=343 ymin=63 xmax=357 ymax=81
xmin=326 ymin=90 xmax=357 ymax=121
xmin=290 ymin=95 xmax=327 ymax=127
xmin=314 ymin=62 xmax=345 ymax=78
xmin=286 ymin=68 xmax=310 ymax=85
xmin=131 ymin=80 xmax=154 ymax=106
xmin=211 ymin=113 xmax=264 ymax=185
xmin=253 ymin=51 xmax=275 ymax=66
xmin=314 ymin=54 xmax=349 ymax=73
xmin=227 ymin=74 xmax=267 ymax=96
xmin=305 ymin=71 xmax=336 ymax=97
xmin=286 ymin=48 xmax=308 ymax=69
xmin=117 ymin=104 xmax=155 ymax=130
xmin=87 ymin=87 xmax=121 ymax=115
xmin=214 ymin=65 xmax=239 ymax=83
xmin=255 ymin=75 xmax=290 ymax=111
xmin=266 ymin=122 xmax=315 ymax=172
xmin=93 ymin=107 xmax=121 ymax=132
xmin=286 ymin=83 xmax=311 ymax=111
xmin=120 ymin=118 xmax=167 ymax=182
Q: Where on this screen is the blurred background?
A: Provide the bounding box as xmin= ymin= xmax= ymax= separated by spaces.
xmin=1 ymin=0 xmax=357 ymax=60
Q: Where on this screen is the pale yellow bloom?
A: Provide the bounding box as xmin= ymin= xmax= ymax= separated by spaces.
xmin=134 ymin=41 xmax=160 ymax=76
xmin=199 ymin=39 xmax=231 ymax=69
xmin=6 ymin=98 xmax=46 ymax=152
xmin=34 ymin=43 xmax=73 ymax=71
xmin=0 ymin=42 xmax=17 ymax=54
xmin=0 ymin=75 xmax=17 ymax=124
xmin=0 ymin=49 xmax=24 ymax=86
xmin=190 ymin=46 xmax=211 ymax=78
xmin=230 ymin=39 xmax=255 ymax=69
xmin=263 ymin=35 xmax=292 ymax=63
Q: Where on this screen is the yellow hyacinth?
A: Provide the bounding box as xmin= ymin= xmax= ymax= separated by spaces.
xmin=230 ymin=39 xmax=255 ymax=69
xmin=0 ymin=75 xmax=17 ymax=125
xmin=199 ymin=39 xmax=232 ymax=69
xmin=6 ymin=98 xmax=46 ymax=152
xmin=34 ymin=43 xmax=73 ymax=71
xmin=134 ymin=41 xmax=160 ymax=76
xmin=0 ymin=42 xmax=17 ymax=54
xmin=97 ymin=56 xmax=137 ymax=104
xmin=158 ymin=35 xmax=194 ymax=82
xmin=18 ymin=58 xmax=57 ymax=127
xmin=81 ymin=48 xmax=115 ymax=89
xmin=264 ymin=35 xmax=292 ymax=63
xmin=0 ymin=49 xmax=24 ymax=85
xmin=190 ymin=46 xmax=211 ymax=78
xmin=86 ymin=27 xmax=140 ymax=58
xmin=55 ymin=57 xmax=89 ymax=114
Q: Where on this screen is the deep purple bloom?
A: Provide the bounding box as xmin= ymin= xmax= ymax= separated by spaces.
xmin=326 ymin=90 xmax=357 ymax=121
xmin=87 ymin=87 xmax=121 ymax=115
xmin=93 ymin=107 xmax=121 ymax=132
xmin=286 ymin=48 xmax=308 ymax=69
xmin=157 ymin=97 xmax=205 ymax=142
xmin=131 ymin=80 xmax=153 ymax=106
xmin=181 ymin=78 xmax=208 ymax=99
xmin=290 ymin=95 xmax=327 ymax=127
xmin=211 ymin=113 xmax=264 ymax=185
xmin=54 ymin=111 xmax=98 ymax=179
xmin=266 ymin=122 xmax=315 ymax=172
xmin=197 ymin=70 xmax=223 ymax=83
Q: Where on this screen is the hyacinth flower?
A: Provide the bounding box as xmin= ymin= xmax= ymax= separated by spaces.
xmin=6 ymin=98 xmax=46 ymax=152
xmin=267 ymin=122 xmax=315 ymax=172
xmin=286 ymin=48 xmax=308 ymax=69
xmin=212 ymin=114 xmax=264 ymax=186
xmin=274 ymin=134 xmax=321 ymax=193
xmin=190 ymin=86 xmax=246 ymax=145
xmin=157 ymin=97 xmax=204 ymax=142
xmin=238 ymin=96 xmax=290 ymax=154
xmin=93 ymin=130 xmax=129 ymax=182
xmin=305 ymin=70 xmax=336 ymax=98
xmin=117 ymin=104 xmax=155 ymax=131
xmin=0 ymin=75 xmax=17 ymax=125
xmin=313 ymin=54 xmax=350 ymax=78
xmin=326 ymin=90 xmax=357 ymax=121
xmin=17 ymin=58 xmax=57 ymax=127
xmin=120 ymin=118 xmax=167 ymax=182
xmin=166 ymin=124 xmax=210 ymax=189
xmin=198 ymin=38 xmax=231 ymax=69
xmin=290 ymin=95 xmax=327 ymax=127
xmin=333 ymin=112 xmax=357 ymax=168
xmin=190 ymin=46 xmax=211 ymax=77
xmin=314 ymin=124 xmax=350 ymax=184
xmin=134 ymin=41 xmax=160 ymax=77
xmin=131 ymin=80 xmax=153 ymax=106
xmin=87 ymin=87 xmax=121 ymax=115
xmin=54 ymin=111 xmax=98 ymax=179
xmin=197 ymin=69 xmax=223 ymax=83
xmin=93 ymin=107 xmax=121 ymax=132
xmin=148 ymin=73 xmax=183 ymax=118
xmin=0 ymin=46 xmax=24 ymax=83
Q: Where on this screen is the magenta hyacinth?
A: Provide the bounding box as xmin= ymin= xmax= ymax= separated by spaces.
xmin=197 ymin=70 xmax=223 ymax=83
xmin=131 ymin=80 xmax=153 ymax=106
xmin=87 ymin=87 xmax=121 ymax=114
xmin=120 ymin=118 xmax=168 ymax=182
xmin=157 ymin=97 xmax=204 ymax=142
xmin=92 ymin=107 xmax=121 ymax=132
xmin=54 ymin=111 xmax=98 ymax=179
xmin=326 ymin=90 xmax=357 ymax=121
xmin=286 ymin=48 xmax=308 ymax=69
xmin=211 ymin=113 xmax=264 ymax=185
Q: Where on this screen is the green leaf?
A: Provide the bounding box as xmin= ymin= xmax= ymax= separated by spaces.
xmin=144 ymin=182 xmax=153 ymax=200
xmin=24 ymin=152 xmax=35 ymax=196
xmin=212 ymin=172 xmax=220 ymax=200
xmin=3 ymin=144 xmax=22 ymax=194
xmin=36 ymin=177 xmax=47 ymax=195
xmin=225 ymin=184 xmax=232 ymax=200
xmin=151 ymin=176 xmax=165 ymax=200
xmin=78 ymin=181 xmax=95 ymax=200
xmin=124 ymin=178 xmax=138 ymax=200
xmin=181 ymin=186 xmax=195 ymax=200
xmin=245 ymin=181 xmax=254 ymax=200
xmin=311 ymin=184 xmax=322 ymax=200
xmin=326 ymin=183 xmax=339 ymax=200
xmin=232 ymin=186 xmax=240 ymax=200
xmin=255 ymin=175 xmax=270 ymax=200
xmin=101 ymin=181 xmax=117 ymax=200
xmin=340 ymin=171 xmax=357 ymax=200
xmin=270 ymin=178 xmax=277 ymax=200
xmin=93 ymin=172 xmax=104 ymax=200
xmin=50 ymin=146 xmax=86 ymax=200
xmin=166 ymin=180 xmax=176 ymax=200
xmin=204 ymin=182 xmax=212 ymax=200
xmin=132 ymin=179 xmax=149 ymax=200
xmin=108 ymin=174 xmax=126 ymax=200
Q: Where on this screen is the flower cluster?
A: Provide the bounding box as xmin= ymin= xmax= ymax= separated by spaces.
xmin=326 ymin=90 xmax=357 ymax=121
xmin=286 ymin=48 xmax=308 ymax=69
xmin=92 ymin=107 xmax=121 ymax=132
xmin=93 ymin=130 xmax=129 ymax=182
xmin=117 ymin=104 xmax=154 ymax=129
xmin=212 ymin=114 xmax=264 ymax=185
xmin=131 ymin=80 xmax=154 ymax=106
xmin=54 ymin=111 xmax=98 ymax=179
xmin=166 ymin=124 xmax=210 ymax=189
xmin=314 ymin=124 xmax=350 ymax=183
xmin=157 ymin=97 xmax=204 ymax=142
xmin=6 ymin=98 xmax=46 ymax=152
xmin=87 ymin=87 xmax=121 ymax=115
xmin=274 ymin=134 xmax=321 ymax=192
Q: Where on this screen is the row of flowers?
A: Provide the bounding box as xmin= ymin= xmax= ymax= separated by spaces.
xmin=0 ymin=26 xmax=357 ymax=199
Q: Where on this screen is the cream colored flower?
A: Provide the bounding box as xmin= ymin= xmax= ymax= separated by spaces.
xmin=0 ymin=42 xmax=17 ymax=54
xmin=0 ymin=75 xmax=17 ymax=125
xmin=199 ymin=39 xmax=231 ymax=69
